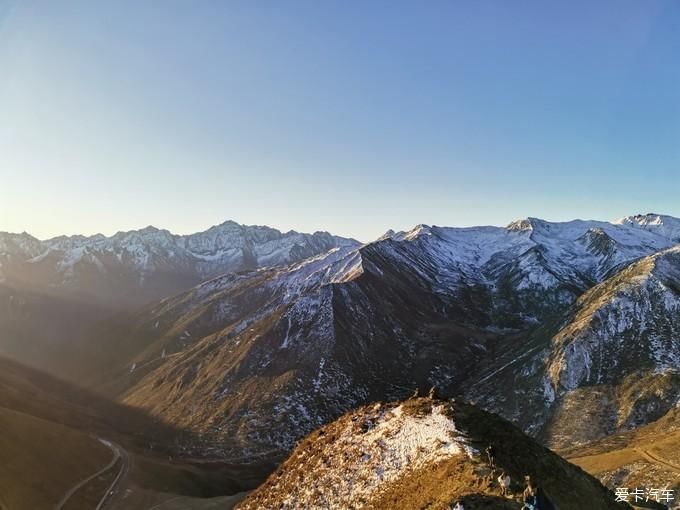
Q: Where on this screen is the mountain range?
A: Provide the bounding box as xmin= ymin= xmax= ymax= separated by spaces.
xmin=0 ymin=221 xmax=356 ymax=375
xmin=2 ymin=213 xmax=680 ymax=508
xmin=0 ymin=220 xmax=357 ymax=305
xmin=68 ymin=213 xmax=678 ymax=460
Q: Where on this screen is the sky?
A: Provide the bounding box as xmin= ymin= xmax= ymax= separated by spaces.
xmin=1 ymin=1 xmax=679 ymax=242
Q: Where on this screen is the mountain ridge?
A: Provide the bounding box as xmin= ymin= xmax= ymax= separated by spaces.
xmin=4 ymin=213 xmax=680 ymax=456
xmin=238 ymin=396 xmax=629 ymax=510
xmin=104 ymin=213 xmax=680 ymax=464
xmin=0 ymin=219 xmax=357 ymax=377
xmin=0 ymin=219 xmax=358 ymax=297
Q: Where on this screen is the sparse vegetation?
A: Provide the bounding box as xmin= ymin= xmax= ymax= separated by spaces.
xmin=240 ymin=397 xmax=629 ymax=510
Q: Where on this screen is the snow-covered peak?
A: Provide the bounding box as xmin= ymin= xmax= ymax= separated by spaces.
xmin=0 ymin=221 xmax=358 ymax=303
xmin=505 ymin=217 xmax=544 ymax=232
xmin=377 ymin=229 xmax=396 ymax=241
xmin=403 ymin=224 xmax=433 ymax=241
xmin=615 ymin=212 xmax=667 ymax=226
xmin=0 ymin=232 xmax=42 ymax=257
xmin=111 ymin=226 xmax=176 ymax=246
xmin=614 ymin=213 xmax=680 ymax=242
xmin=138 ymin=225 xmax=161 ymax=234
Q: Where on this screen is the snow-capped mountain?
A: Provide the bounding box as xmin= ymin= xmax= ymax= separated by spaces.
xmin=0 ymin=221 xmax=357 ymax=377
xmin=469 ymin=244 xmax=680 ymax=449
xmin=614 ymin=213 xmax=680 ymax=243
xmin=107 ymin=214 xmax=680 ymax=460
xmin=0 ymin=221 xmax=358 ymax=305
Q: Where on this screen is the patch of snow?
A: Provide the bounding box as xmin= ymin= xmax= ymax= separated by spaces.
xmin=313 ymin=358 xmax=326 ymax=393
xmin=279 ymin=315 xmax=293 ymax=349
xmin=269 ymin=404 xmax=474 ymax=509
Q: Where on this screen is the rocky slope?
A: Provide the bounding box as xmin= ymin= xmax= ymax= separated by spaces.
xmin=238 ymin=396 xmax=629 ymax=510
xmin=109 ymin=214 xmax=680 ymax=461
xmin=467 ymin=245 xmax=680 ymax=448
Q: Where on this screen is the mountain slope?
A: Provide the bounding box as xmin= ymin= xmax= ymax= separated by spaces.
xmin=238 ymin=396 xmax=629 ymax=510
xmin=111 ymin=215 xmax=680 ymax=461
xmin=565 ymin=406 xmax=680 ymax=502
xmin=0 ymin=406 xmax=112 ymax=510
xmin=0 ymin=356 xmax=148 ymax=510
xmin=467 ymin=245 xmax=680 ymax=448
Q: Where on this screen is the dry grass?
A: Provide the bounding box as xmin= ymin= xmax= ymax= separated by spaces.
xmin=240 ymin=397 xmax=631 ymax=510
xmin=565 ymin=409 xmax=680 ymax=509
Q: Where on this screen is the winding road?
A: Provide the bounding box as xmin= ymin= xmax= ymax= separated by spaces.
xmin=95 ymin=439 xmax=129 ymax=510
xmin=54 ymin=438 xmax=129 ymax=510
xmin=636 ymin=448 xmax=680 ymax=474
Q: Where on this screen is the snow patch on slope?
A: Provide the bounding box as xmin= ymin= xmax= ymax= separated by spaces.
xmin=548 ymin=246 xmax=680 ymax=391
xmin=614 ymin=213 xmax=680 ymax=242
xmin=276 ymin=403 xmax=473 ymax=509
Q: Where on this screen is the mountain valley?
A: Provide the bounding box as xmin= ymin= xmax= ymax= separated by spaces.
xmin=2 ymin=213 xmax=680 ymax=509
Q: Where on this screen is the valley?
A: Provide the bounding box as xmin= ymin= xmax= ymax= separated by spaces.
xmin=0 ymin=356 xmax=268 ymax=510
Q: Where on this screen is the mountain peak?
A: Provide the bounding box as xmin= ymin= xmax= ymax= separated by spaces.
xmin=138 ymin=225 xmax=161 ymax=234
xmin=613 ymin=212 xmax=680 ymax=226
xmin=377 ymin=229 xmax=397 ymax=241
xmin=506 ymin=217 xmax=545 ymax=232
xmin=403 ymin=224 xmax=432 ymax=240
xmin=202 ymin=219 xmax=243 ymax=233
xmin=613 ymin=213 xmax=680 ymax=242
xmin=0 ymin=231 xmax=39 ymax=241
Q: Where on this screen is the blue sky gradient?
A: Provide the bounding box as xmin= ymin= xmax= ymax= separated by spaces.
xmin=1 ymin=1 xmax=679 ymax=241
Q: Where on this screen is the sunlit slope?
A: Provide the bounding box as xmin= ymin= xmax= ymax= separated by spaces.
xmin=565 ymin=408 xmax=680 ymax=501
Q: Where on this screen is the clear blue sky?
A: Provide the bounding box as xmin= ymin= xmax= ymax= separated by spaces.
xmin=1 ymin=1 xmax=679 ymax=242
